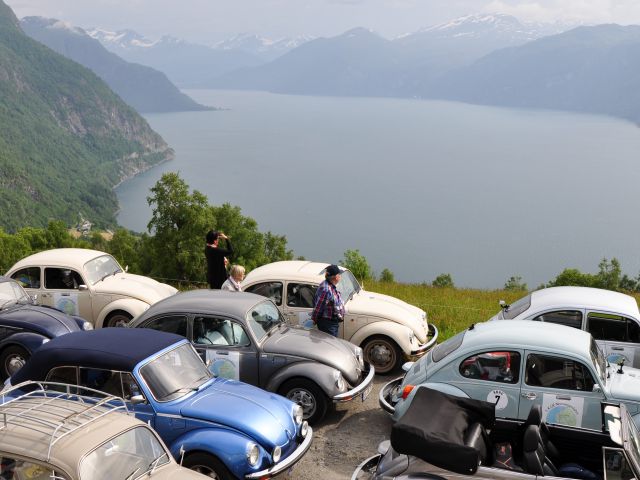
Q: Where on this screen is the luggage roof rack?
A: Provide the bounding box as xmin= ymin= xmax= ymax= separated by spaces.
xmin=0 ymin=381 xmax=130 ymax=460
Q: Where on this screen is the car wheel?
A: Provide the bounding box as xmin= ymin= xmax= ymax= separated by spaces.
xmin=362 ymin=336 xmax=400 ymax=374
xmin=0 ymin=345 xmax=29 ymax=380
xmin=279 ymin=378 xmax=327 ymax=424
xmin=104 ymin=311 xmax=132 ymax=328
xmin=183 ymin=453 xmax=232 ymax=480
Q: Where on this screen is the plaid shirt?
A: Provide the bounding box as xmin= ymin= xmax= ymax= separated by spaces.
xmin=311 ymin=279 xmax=345 ymax=322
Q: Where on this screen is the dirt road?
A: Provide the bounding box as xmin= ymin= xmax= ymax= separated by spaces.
xmin=292 ymin=373 xmax=397 ymax=479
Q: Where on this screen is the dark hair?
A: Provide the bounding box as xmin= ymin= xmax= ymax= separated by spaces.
xmin=206 ymin=230 xmax=219 ymax=244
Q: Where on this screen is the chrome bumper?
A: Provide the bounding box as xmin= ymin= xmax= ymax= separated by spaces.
xmin=245 ymin=427 xmax=313 ymax=479
xmin=351 ymin=454 xmax=382 ymax=480
xmin=410 ymin=323 xmax=438 ymax=357
xmin=378 ymin=376 xmax=403 ymax=414
xmin=333 ymin=365 xmax=376 ymax=402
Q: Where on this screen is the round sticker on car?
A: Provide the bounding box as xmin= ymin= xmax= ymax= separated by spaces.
xmin=487 ymin=389 xmax=508 ymax=410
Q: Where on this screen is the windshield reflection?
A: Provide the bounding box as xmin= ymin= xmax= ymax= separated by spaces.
xmin=336 ymin=270 xmax=361 ymax=301
xmin=247 ymin=300 xmax=285 ymax=341
xmin=0 ymin=280 xmax=31 ymax=310
xmin=84 ymin=255 xmax=123 ymax=285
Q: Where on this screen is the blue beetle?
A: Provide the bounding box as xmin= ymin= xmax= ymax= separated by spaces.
xmin=0 ymin=276 xmax=91 ymax=379
xmin=9 ymin=328 xmax=312 ymax=479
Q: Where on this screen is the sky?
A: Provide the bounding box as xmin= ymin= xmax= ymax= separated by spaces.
xmin=5 ymin=0 xmax=640 ymax=44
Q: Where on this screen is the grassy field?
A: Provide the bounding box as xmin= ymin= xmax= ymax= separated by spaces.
xmin=363 ymin=281 xmax=640 ymax=340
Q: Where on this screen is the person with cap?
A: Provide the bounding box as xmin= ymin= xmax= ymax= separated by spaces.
xmin=205 ymin=230 xmax=233 ymax=289
xmin=311 ymin=264 xmax=345 ymax=337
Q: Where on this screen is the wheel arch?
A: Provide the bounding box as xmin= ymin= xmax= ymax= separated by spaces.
xmin=95 ymin=298 xmax=147 ymax=328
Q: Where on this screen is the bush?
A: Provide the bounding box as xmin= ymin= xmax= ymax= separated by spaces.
xmin=379 ymin=268 xmax=394 ymax=283
xmin=342 ymin=249 xmax=373 ymax=282
xmin=504 ymin=276 xmax=527 ymax=291
xmin=432 ymin=273 xmax=454 ymax=288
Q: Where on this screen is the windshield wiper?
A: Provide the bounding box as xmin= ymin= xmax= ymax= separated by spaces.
xmin=146 ymin=453 xmax=168 ymax=475
xmin=125 ymin=467 xmax=140 ymax=480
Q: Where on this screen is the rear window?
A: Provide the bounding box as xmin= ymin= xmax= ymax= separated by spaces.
xmin=502 ymin=295 xmax=532 ymax=319
xmin=432 ymin=331 xmax=465 ymax=362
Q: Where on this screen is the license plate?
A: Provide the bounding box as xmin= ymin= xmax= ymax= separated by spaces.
xmin=361 ymin=382 xmax=373 ymax=401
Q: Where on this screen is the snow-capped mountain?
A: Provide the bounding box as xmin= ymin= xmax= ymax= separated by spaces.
xmin=214 ymin=33 xmax=314 ymax=60
xmin=87 ymin=27 xmax=156 ymax=49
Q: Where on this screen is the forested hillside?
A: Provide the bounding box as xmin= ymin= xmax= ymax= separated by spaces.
xmin=0 ymin=0 xmax=173 ymax=232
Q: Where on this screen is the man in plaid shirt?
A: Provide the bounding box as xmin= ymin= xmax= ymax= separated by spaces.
xmin=311 ymin=264 xmax=345 ymax=337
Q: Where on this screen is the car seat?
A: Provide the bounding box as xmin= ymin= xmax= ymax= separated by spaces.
xmin=463 ymin=423 xmax=493 ymax=465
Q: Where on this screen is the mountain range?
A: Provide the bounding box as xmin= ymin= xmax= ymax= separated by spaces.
xmin=20 ymin=17 xmax=209 ymax=113
xmin=0 ymin=0 xmax=172 ymax=231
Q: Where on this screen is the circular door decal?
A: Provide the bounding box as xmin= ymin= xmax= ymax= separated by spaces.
xmin=487 ymin=389 xmax=508 ymax=410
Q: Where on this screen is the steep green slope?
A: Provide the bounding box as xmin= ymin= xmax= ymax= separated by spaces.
xmin=0 ymin=1 xmax=173 ymax=231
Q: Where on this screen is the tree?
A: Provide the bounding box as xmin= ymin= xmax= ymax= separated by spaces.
xmin=596 ymin=257 xmax=622 ymax=291
xmin=342 ymin=249 xmax=372 ymax=283
xmin=504 ymin=276 xmax=527 ymax=291
xmin=432 ymin=273 xmax=454 ymax=288
xmin=379 ymin=268 xmax=395 ymax=283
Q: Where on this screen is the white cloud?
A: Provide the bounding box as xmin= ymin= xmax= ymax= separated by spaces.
xmin=483 ymin=0 xmax=640 ymax=24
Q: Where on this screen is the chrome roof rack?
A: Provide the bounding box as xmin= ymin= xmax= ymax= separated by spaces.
xmin=0 ymin=381 xmax=130 ymax=460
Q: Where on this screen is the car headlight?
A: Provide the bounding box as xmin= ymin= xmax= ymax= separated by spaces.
xmin=294 ymin=405 xmax=303 ymax=425
xmin=272 ymin=446 xmax=282 ymax=463
xmin=83 ymin=322 xmax=93 ymax=331
xmin=333 ymin=370 xmax=345 ymax=390
xmin=300 ymin=421 xmax=309 ymax=438
xmin=246 ymin=443 xmax=259 ymax=466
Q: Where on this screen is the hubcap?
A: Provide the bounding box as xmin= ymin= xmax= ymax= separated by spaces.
xmin=109 ymin=315 xmax=130 ymax=327
xmin=191 ymin=465 xmax=220 ymax=479
xmin=366 ymin=341 xmax=396 ymax=371
xmin=6 ymin=355 xmax=25 ymax=376
xmin=287 ymin=388 xmax=317 ymax=419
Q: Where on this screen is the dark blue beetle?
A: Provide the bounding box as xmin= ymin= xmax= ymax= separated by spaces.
xmin=0 ymin=276 xmax=91 ymax=379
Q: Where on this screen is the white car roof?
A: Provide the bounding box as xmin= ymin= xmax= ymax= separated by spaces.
xmin=529 ymin=286 xmax=640 ymax=318
xmin=244 ymin=260 xmax=334 ymax=285
xmin=7 ymin=248 xmax=108 ymax=273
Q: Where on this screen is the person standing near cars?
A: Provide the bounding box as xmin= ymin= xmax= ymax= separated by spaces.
xmin=221 ymin=265 xmax=245 ymax=292
xmin=205 ymin=230 xmax=233 ymax=289
xmin=311 ymin=264 xmax=345 ymax=337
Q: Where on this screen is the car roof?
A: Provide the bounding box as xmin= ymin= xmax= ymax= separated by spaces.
xmin=8 ymin=248 xmax=108 ymax=273
xmin=12 ymin=329 xmax=184 ymax=384
xmin=460 ymin=320 xmax=593 ymax=359
xmin=243 ymin=260 xmax=333 ymax=285
xmin=529 ymin=286 xmax=640 ymax=318
xmin=133 ymin=290 xmax=267 ymax=324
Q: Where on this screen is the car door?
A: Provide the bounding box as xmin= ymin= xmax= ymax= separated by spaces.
xmin=192 ymin=315 xmax=259 ymax=386
xmin=585 ymin=312 xmax=640 ymax=368
xmin=519 ymin=351 xmax=605 ymax=430
xmin=452 ymin=350 xmax=522 ymax=420
xmin=41 ymin=267 xmax=93 ymax=321
xmin=283 ymin=282 xmax=317 ymax=327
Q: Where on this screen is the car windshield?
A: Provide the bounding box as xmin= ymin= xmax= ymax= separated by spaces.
xmin=0 ymin=280 xmax=31 ymax=310
xmin=431 ymin=330 xmax=465 ymax=362
xmin=336 ymin=270 xmax=361 ymax=301
xmin=140 ymin=343 xmax=212 ymax=402
xmin=80 ymin=426 xmax=170 ymax=480
xmin=590 ymin=337 xmax=608 ymax=384
xmin=84 ymin=255 xmax=123 ymax=285
xmin=498 ymin=294 xmax=532 ymax=320
xmin=246 ymin=300 xmax=285 ymax=341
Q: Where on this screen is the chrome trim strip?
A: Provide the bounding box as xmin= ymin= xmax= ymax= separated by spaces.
xmin=410 ymin=324 xmax=438 ymax=356
xmin=244 ymin=427 xmax=313 ymax=479
xmin=332 ymin=365 xmax=376 ymax=402
xmin=378 ymin=376 xmax=403 ymax=414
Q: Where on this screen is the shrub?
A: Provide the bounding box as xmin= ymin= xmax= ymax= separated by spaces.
xmin=432 ymin=273 xmax=454 ymax=288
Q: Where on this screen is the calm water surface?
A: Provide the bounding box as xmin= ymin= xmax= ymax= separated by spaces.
xmin=116 ymin=90 xmax=640 ymax=288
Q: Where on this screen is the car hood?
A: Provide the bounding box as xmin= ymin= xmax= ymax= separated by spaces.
xmin=151 ymin=465 xmax=209 ymax=480
xmin=262 ymin=325 xmax=361 ymax=384
xmin=179 ymin=378 xmax=296 ymax=448
xmin=347 ymin=290 xmax=429 ymax=342
xmin=94 ymin=273 xmax=177 ymax=304
xmin=607 ymin=366 xmax=640 ymax=402
xmin=0 ymin=304 xmax=80 ymax=337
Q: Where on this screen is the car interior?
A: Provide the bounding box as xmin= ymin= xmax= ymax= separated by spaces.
xmin=193 ymin=317 xmax=249 ymax=347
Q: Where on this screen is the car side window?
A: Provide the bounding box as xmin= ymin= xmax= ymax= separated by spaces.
xmin=80 ymin=368 xmax=125 ymax=398
xmin=44 ymin=268 xmax=83 ymax=290
xmin=286 ymin=283 xmax=317 ymax=308
xmin=46 ymin=366 xmax=79 ymax=385
xmin=459 ymin=351 xmax=521 ymax=384
xmin=533 ymin=310 xmax=583 ymax=329
xmin=525 ymin=354 xmax=595 ymax=391
xmin=587 ymin=313 xmax=640 ymax=343
xmin=143 ymin=315 xmax=187 ymax=337
xmin=245 ymin=282 xmax=283 ymax=306
xmin=0 ymin=459 xmax=66 ymax=480
xmin=193 ymin=316 xmax=250 ymax=347
xmin=10 ymin=267 xmax=40 ymax=289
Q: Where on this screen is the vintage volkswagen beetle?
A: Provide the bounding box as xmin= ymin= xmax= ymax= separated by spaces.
xmin=0 ymin=381 xmax=208 ymax=479
xmin=8 ymin=328 xmax=312 ymax=479
xmin=380 ymin=320 xmax=640 ymax=430
xmin=0 ymin=275 xmax=92 ymax=380
xmin=6 ymin=248 xmax=177 ymax=327
xmin=490 ymin=286 xmax=640 ymax=368
xmin=357 ymin=386 xmax=640 ymax=480
xmin=242 ymin=261 xmax=437 ymax=373
xmin=129 ymin=290 xmax=375 ymax=423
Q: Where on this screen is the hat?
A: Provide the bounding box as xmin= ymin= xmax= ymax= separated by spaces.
xmin=325 ymin=264 xmax=341 ymax=277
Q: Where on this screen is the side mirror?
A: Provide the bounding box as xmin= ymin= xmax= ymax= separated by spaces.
xmin=499 ymin=300 xmax=509 ymax=310
xmin=31 ymin=294 xmax=38 ymax=304
xmin=593 ymin=384 xmax=603 ymax=394
xmin=125 ymin=265 xmax=129 ymax=273
xmin=78 ymin=284 xmax=88 ymax=291
xmin=130 ymin=394 xmax=147 ymax=405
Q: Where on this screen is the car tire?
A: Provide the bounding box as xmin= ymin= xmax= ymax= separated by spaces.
xmin=362 ymin=335 xmax=401 ymax=374
xmin=104 ymin=311 xmax=132 ymax=328
xmin=0 ymin=345 xmax=29 ymax=380
xmin=183 ymin=452 xmax=233 ymax=480
xmin=279 ymin=378 xmax=327 ymax=424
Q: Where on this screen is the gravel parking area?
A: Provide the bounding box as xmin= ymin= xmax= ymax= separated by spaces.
xmin=292 ymin=373 xmax=397 ymax=479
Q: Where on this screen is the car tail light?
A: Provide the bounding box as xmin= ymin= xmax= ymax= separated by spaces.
xmin=401 ymin=385 xmax=415 ymax=400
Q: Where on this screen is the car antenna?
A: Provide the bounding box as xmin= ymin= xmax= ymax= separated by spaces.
xmin=179 ymin=445 xmax=185 ymax=467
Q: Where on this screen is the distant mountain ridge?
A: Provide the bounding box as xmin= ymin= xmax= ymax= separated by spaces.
xmin=20 ymin=16 xmax=210 ymax=113
xmin=0 ymin=0 xmax=173 ymax=231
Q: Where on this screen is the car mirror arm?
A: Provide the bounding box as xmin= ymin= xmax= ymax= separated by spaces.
xmin=78 ymin=284 xmax=88 ymax=291
xmin=129 ymin=394 xmax=147 ymax=405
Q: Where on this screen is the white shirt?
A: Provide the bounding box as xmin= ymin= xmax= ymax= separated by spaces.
xmin=221 ymin=277 xmax=242 ymax=292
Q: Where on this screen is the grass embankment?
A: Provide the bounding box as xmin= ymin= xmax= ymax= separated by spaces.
xmin=363 ymin=281 xmax=640 ymax=341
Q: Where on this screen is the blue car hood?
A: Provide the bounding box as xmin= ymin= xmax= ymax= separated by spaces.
xmin=0 ymin=305 xmax=79 ymax=337
xmin=180 ymin=378 xmax=297 ymax=448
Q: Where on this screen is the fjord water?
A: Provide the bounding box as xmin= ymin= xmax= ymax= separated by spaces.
xmin=116 ymin=90 xmax=640 ymax=288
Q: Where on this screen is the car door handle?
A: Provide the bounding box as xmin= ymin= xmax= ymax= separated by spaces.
xmin=216 ymin=351 xmax=229 ymax=355
xmin=61 ymin=293 xmax=70 ymax=296
xmin=521 ymin=392 xmax=537 ymax=400
xmin=556 ymin=395 xmax=572 ymax=401
xmin=611 ymin=347 xmax=625 ymax=351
